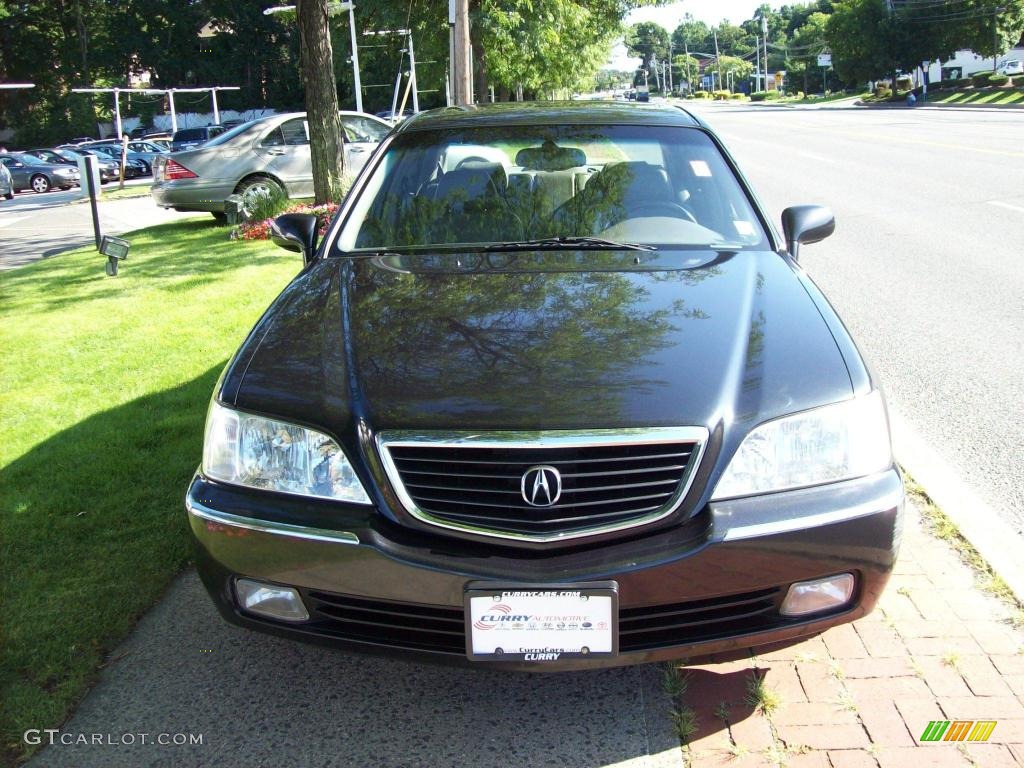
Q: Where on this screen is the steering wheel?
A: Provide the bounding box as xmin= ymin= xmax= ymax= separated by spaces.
xmin=454 ymin=155 xmax=492 ymax=170
xmin=625 ymin=201 xmax=698 ymax=223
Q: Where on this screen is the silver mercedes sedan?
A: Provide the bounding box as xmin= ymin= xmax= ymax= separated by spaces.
xmin=151 ymin=111 xmax=391 ymax=220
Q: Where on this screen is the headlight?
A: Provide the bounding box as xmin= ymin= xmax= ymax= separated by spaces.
xmin=711 ymin=392 xmax=891 ymax=500
xmin=202 ymin=402 xmax=371 ymax=504
xmin=55 ymin=168 xmax=74 ymax=176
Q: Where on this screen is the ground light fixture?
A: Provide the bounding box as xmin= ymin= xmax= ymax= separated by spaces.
xmin=99 ymin=235 xmax=130 ymax=276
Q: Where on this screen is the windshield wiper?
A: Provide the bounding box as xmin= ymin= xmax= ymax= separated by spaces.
xmin=485 ymin=236 xmax=655 ymax=252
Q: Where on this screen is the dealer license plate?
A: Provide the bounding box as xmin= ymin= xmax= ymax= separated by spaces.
xmin=464 ymin=582 xmax=618 ymax=662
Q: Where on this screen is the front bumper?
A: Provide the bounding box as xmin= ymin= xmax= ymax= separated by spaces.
xmin=187 ymin=468 xmax=903 ymax=671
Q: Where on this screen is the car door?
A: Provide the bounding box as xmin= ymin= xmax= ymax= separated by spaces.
xmin=340 ymin=116 xmax=389 ymax=176
xmin=254 ymin=118 xmax=312 ymax=197
xmin=0 ymin=156 xmax=29 ymax=189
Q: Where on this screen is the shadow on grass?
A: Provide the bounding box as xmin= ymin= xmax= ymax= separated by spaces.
xmin=0 ymin=219 xmax=300 ymax=314
xmin=0 ymin=363 xmax=225 ymax=765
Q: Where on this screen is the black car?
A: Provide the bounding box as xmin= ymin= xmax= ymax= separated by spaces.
xmin=46 ymin=147 xmax=121 ymax=184
xmin=171 ymin=125 xmax=226 ymax=152
xmin=187 ymin=102 xmax=903 ymax=671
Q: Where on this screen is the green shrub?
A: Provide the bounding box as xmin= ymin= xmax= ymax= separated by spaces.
xmin=956 ymin=77 xmax=973 ymax=87
xmin=972 ymin=70 xmax=995 ymax=87
xmin=729 ymin=92 xmax=745 ymax=100
xmin=989 ymin=73 xmax=1010 ymax=86
xmin=937 ymin=79 xmax=957 ymax=89
xmin=1013 ymin=75 xmax=1024 ymax=87
xmin=241 ymin=183 xmax=288 ymax=222
xmin=764 ymin=90 xmax=781 ymax=100
xmin=750 ymin=91 xmax=767 ymax=101
xmin=874 ymin=84 xmax=891 ymax=97
xmin=896 ymin=76 xmax=913 ymax=91
xmin=694 ymin=90 xmax=712 ymax=99
xmin=712 ymin=89 xmax=730 ymax=100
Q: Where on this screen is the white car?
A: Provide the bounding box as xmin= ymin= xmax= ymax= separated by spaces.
xmin=0 ymin=162 xmax=13 ymax=199
xmin=999 ymin=60 xmax=1023 ymax=75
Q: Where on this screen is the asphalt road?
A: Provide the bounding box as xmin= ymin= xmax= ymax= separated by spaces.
xmin=0 ymin=181 xmax=205 ymax=269
xmin=685 ymin=101 xmax=1024 ymax=541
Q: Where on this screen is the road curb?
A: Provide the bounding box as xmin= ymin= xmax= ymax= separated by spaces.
xmin=889 ymin=406 xmax=1024 ymax=604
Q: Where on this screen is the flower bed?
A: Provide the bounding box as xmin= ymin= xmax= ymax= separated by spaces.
xmin=231 ymin=201 xmax=340 ymax=242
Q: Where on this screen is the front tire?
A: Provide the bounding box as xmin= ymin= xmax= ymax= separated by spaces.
xmin=30 ymin=175 xmax=51 ymax=194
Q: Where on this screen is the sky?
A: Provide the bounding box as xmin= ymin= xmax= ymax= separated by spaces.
xmin=605 ymin=0 xmax=766 ymax=71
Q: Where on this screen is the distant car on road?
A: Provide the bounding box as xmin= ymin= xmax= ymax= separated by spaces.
xmin=171 ymin=125 xmax=227 ymax=152
xmin=998 ymin=59 xmax=1023 ymax=75
xmin=0 ymin=152 xmax=79 ymax=193
xmin=0 ymin=162 xmax=13 ymax=200
xmin=152 ymin=111 xmax=391 ymax=219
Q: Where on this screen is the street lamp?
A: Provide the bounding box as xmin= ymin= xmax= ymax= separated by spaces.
xmin=265 ymin=2 xmax=363 ymax=113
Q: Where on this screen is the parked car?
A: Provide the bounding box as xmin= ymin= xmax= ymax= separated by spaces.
xmin=0 ymin=162 xmax=13 ymax=200
xmin=85 ymin=139 xmax=168 ymax=172
xmin=998 ymin=59 xmax=1023 ymax=75
xmin=152 ymin=111 xmax=391 ymax=219
xmin=186 ymin=102 xmax=903 ymax=671
xmin=76 ymin=143 xmax=150 ymax=177
xmin=48 ymin=147 xmax=122 ymax=184
xmin=0 ymin=152 xmax=79 ymax=192
xmin=220 ymin=119 xmax=244 ymax=130
xmin=170 ymin=125 xmax=227 ymax=152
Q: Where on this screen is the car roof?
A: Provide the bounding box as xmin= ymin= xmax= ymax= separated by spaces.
xmin=392 ymin=101 xmax=704 ymax=135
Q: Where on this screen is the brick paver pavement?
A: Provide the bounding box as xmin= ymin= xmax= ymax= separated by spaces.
xmin=677 ymin=501 xmax=1024 ymax=766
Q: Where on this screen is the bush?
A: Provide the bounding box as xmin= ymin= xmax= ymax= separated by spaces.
xmin=765 ymin=90 xmax=781 ymax=100
xmin=693 ymin=90 xmax=712 ymax=99
xmin=729 ymin=92 xmax=745 ymax=100
xmin=1013 ymin=75 xmax=1024 ymax=87
xmin=750 ymin=91 xmax=767 ymax=101
xmin=972 ymin=70 xmax=995 ymax=87
xmin=956 ymin=77 xmax=973 ymax=88
xmin=989 ymin=73 xmax=1010 ymax=86
xmin=231 ymin=200 xmax=340 ymax=242
xmin=896 ymin=76 xmax=913 ymax=91
xmin=937 ymin=78 xmax=957 ymax=89
xmin=874 ymin=84 xmax=892 ymax=97
xmin=712 ymin=89 xmax=731 ymax=100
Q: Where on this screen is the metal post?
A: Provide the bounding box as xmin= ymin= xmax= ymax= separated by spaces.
xmin=684 ymin=40 xmax=691 ymax=93
xmin=212 ymin=88 xmax=220 ymax=124
xmin=83 ymin=155 xmax=101 ymax=248
xmin=169 ymin=89 xmax=178 ymax=134
xmin=113 ymin=88 xmax=123 ymax=139
xmin=713 ymin=29 xmax=722 ymax=91
xmin=408 ymin=32 xmax=419 ymax=113
xmin=347 ymin=3 xmax=363 ymax=112
xmin=668 ymin=40 xmax=673 ymax=94
xmin=755 ymin=35 xmax=760 ymax=91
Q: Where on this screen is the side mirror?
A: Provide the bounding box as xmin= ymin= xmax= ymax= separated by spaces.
xmin=781 ymin=205 xmax=835 ymax=261
xmin=270 ymin=213 xmax=319 ymax=265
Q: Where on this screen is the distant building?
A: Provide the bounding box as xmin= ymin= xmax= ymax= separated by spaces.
xmin=928 ymin=47 xmax=1024 ymax=81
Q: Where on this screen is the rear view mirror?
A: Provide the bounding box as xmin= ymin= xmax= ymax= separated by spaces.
xmin=270 ymin=213 xmax=319 ymax=265
xmin=781 ymin=205 xmax=835 ymax=260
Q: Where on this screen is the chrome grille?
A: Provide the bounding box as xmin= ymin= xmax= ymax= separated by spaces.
xmin=377 ymin=428 xmax=707 ymax=542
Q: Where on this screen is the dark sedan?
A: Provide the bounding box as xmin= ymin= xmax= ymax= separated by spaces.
xmin=187 ymin=102 xmax=903 ymax=671
xmin=46 ymin=148 xmax=121 ymax=183
xmin=0 ymin=152 xmax=79 ymax=192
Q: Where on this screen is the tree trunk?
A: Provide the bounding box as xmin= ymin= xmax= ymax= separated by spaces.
xmin=296 ymin=0 xmax=345 ymax=204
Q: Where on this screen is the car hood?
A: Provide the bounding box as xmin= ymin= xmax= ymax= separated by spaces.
xmin=227 ymin=250 xmax=854 ymax=440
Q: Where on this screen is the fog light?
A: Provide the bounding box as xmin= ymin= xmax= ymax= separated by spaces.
xmin=780 ymin=573 xmax=855 ymax=617
xmin=235 ymin=579 xmax=309 ymax=622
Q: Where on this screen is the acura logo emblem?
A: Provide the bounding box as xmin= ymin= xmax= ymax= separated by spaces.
xmin=521 ymin=465 xmax=562 ymax=507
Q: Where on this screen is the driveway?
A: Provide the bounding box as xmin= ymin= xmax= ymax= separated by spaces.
xmin=0 ymin=187 xmax=206 ymax=270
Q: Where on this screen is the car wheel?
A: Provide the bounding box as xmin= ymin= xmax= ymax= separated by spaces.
xmin=4 ymin=191 xmax=12 ymax=200
xmin=30 ymin=175 xmax=51 ymax=194
xmin=236 ymin=176 xmax=284 ymax=220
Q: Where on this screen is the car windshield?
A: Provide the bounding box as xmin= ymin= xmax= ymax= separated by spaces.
xmin=336 ymin=124 xmax=768 ymax=253
xmin=10 ymin=153 xmax=46 ymax=166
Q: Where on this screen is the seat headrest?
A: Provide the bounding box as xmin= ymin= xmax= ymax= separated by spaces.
xmin=515 ymin=140 xmax=586 ymax=171
xmin=435 ymin=162 xmax=507 ymax=201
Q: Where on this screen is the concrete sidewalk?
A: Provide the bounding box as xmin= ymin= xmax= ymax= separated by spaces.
xmin=681 ymin=500 xmax=1024 ymax=767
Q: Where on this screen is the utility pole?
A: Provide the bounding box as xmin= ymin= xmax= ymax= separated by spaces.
xmin=713 ymin=28 xmax=722 ymax=91
xmin=762 ymin=14 xmax=769 ymax=91
xmin=755 ymin=35 xmax=760 ymax=91
xmin=452 ymin=0 xmax=471 ymax=105
xmin=408 ymin=32 xmax=419 ymax=113
xmin=684 ymin=40 xmax=691 ymax=93
xmin=668 ymin=40 xmax=674 ymax=94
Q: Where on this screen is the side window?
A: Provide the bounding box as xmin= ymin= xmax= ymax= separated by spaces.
xmin=345 ymin=117 xmax=387 ymax=143
xmin=261 ymin=127 xmax=285 ymax=147
xmin=280 ymin=119 xmax=309 ymax=146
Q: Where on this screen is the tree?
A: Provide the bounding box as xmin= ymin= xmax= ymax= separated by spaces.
xmin=786 ymin=11 xmax=831 ymax=93
xmin=671 ymin=16 xmax=711 ymax=55
xmin=626 ymin=21 xmax=670 ymax=85
xmin=296 ymin=0 xmax=345 ymax=204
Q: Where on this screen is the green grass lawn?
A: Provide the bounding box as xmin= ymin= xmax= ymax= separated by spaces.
xmin=930 ymin=87 xmax=1024 ymax=106
xmin=0 ymin=221 xmax=298 ymax=763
